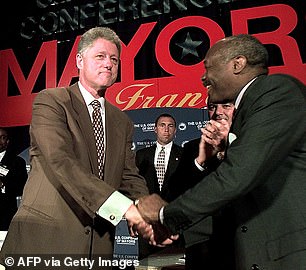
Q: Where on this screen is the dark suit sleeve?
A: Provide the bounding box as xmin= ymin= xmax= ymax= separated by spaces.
xmin=165 ymin=139 xmax=220 ymax=202
xmin=163 ymin=75 xmax=306 ymax=233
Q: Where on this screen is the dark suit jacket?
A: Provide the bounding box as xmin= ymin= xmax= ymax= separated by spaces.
xmin=167 ymin=138 xmax=233 ymax=243
xmin=163 ymin=74 xmax=306 ymax=270
xmin=135 ymin=143 xmax=182 ymax=259
xmin=167 ymin=138 xmax=236 ymax=270
xmin=0 ymin=149 xmax=28 ymax=230
xmin=166 ymin=138 xmax=220 ymax=202
xmin=136 ymin=144 xmax=183 ymax=199
xmin=0 ymin=83 xmax=149 ymax=265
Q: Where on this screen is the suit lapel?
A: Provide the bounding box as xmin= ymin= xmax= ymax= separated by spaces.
xmin=103 ymin=101 xmax=123 ymax=184
xmin=149 ymin=146 xmax=156 ymax=166
xmin=162 ymin=145 xmax=181 ymax=193
xmin=69 ymin=83 xmax=98 ymax=176
xmin=150 ymin=145 xmax=159 ymax=191
xmin=231 ymin=75 xmax=266 ymax=135
xmin=166 ymin=146 xmax=178 ymax=176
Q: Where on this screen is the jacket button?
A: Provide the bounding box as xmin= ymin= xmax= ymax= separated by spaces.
xmin=110 ymin=215 xmax=115 ymax=221
xmin=251 ymin=264 xmax=259 ymax=270
xmin=241 ymin=225 xmax=248 ymax=232
xmin=84 ymin=226 xmax=91 ymax=235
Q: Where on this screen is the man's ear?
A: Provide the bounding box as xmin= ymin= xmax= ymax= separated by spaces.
xmin=232 ymin=55 xmax=247 ymax=74
xmin=76 ymin=53 xmax=83 ymax=69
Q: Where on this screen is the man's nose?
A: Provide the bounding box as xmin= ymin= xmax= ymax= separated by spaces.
xmin=104 ymin=57 xmax=113 ymax=69
xmin=215 ymin=106 xmax=224 ymax=115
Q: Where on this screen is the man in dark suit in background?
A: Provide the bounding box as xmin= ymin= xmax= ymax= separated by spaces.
xmin=136 ymin=113 xmax=183 ymax=198
xmin=137 ymin=34 xmax=306 ymax=270
xmin=135 ymin=113 xmax=183 ymax=258
xmin=0 ymin=127 xmax=28 ymax=231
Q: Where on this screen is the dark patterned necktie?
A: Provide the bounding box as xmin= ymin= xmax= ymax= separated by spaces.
xmin=90 ymin=100 xmax=105 ymax=180
xmin=156 ymin=146 xmax=165 ymax=191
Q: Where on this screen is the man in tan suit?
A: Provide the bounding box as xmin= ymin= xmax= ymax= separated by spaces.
xmin=0 ymin=27 xmax=150 ymax=269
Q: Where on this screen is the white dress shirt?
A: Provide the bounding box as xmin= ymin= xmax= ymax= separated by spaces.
xmin=0 ymin=150 xmax=5 ymax=163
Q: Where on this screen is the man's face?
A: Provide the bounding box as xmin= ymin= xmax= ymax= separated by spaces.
xmin=208 ymin=102 xmax=235 ymax=124
xmin=0 ymin=129 xmax=9 ymax=153
xmin=76 ymin=38 xmax=119 ymax=92
xmin=201 ymin=42 xmax=237 ymax=103
xmin=154 ymin=117 xmax=177 ymax=145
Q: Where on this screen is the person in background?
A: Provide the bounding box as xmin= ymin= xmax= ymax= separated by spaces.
xmin=137 ymin=34 xmax=306 ymax=270
xmin=135 ymin=113 xmax=183 ymax=259
xmin=167 ymin=102 xmax=235 ymax=201
xmin=166 ymin=101 xmax=236 ymax=270
xmin=0 ymin=127 xmax=28 ymax=231
xmin=0 ymin=27 xmax=153 ymax=269
xmin=136 ymin=113 xmax=183 ymax=198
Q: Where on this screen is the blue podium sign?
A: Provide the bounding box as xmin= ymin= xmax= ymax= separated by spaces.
xmin=113 ymin=218 xmax=139 ymax=260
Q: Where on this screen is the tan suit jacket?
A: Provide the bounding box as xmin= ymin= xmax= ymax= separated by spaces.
xmin=0 ymin=83 xmax=148 ymax=266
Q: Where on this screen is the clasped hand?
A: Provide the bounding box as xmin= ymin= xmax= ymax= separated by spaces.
xmin=197 ymin=119 xmax=230 ymax=163
xmin=124 ymin=194 xmax=179 ymax=246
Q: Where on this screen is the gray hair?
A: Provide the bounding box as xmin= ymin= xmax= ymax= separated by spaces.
xmin=78 ymin=27 xmax=122 ymax=56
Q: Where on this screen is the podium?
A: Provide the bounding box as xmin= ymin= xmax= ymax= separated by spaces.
xmin=113 ymin=218 xmax=139 ymax=260
xmin=113 ymin=219 xmax=185 ymax=270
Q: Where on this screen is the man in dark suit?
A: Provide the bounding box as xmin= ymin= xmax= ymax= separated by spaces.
xmin=0 ymin=128 xmax=28 ymax=231
xmin=137 ymin=34 xmax=306 ymax=270
xmin=166 ymin=102 xmax=235 ymax=270
xmin=167 ymin=102 xmax=235 ymax=201
xmin=0 ymin=27 xmax=150 ymax=269
xmin=136 ymin=113 xmax=183 ymax=198
xmin=135 ymin=113 xmax=183 ymax=258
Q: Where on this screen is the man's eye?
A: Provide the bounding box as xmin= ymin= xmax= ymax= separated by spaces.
xmin=111 ymin=58 xmax=118 ymax=64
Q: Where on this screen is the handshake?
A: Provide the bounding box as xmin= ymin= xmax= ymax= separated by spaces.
xmin=124 ymin=194 xmax=179 ymax=246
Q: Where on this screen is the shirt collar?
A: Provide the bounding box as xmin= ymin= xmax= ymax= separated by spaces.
xmin=156 ymin=141 xmax=173 ymax=152
xmin=234 ymin=77 xmax=257 ymax=109
xmin=0 ymin=150 xmax=6 ymax=162
xmin=78 ymin=81 xmax=105 ymax=108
